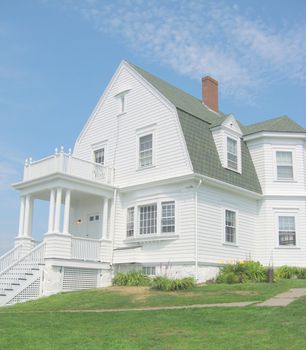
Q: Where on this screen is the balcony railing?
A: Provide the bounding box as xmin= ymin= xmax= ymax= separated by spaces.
xmin=23 ymin=148 xmax=114 ymax=185
xmin=71 ymin=237 xmax=101 ymax=261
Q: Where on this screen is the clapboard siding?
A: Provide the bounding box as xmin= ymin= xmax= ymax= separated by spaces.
xmin=113 ymin=183 xmax=195 ymax=264
xmin=247 ymin=137 xmax=306 ymax=196
xmin=73 ymin=65 xmax=192 ymax=188
xmin=197 ymin=184 xmax=257 ymax=264
xmin=254 ymin=198 xmax=306 ymax=266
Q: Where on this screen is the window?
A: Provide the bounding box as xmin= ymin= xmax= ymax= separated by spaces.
xmin=94 ymin=148 xmax=105 ymax=165
xmin=276 ymin=151 xmax=293 ymax=180
xmin=161 ymin=201 xmax=175 ymax=233
xmin=126 ymin=207 xmax=134 ymax=237
xmin=279 ymin=216 xmax=296 ymax=246
xmin=89 ymin=214 xmax=100 ymax=222
xmin=225 ymin=210 xmax=236 ymax=243
xmin=139 ymin=134 xmax=153 ymax=168
xmin=139 ymin=204 xmax=157 ymax=235
xmin=143 ymin=266 xmax=156 ymax=275
xmin=120 ymin=94 xmax=125 ymax=113
xmin=227 ymin=137 xmax=238 ymax=170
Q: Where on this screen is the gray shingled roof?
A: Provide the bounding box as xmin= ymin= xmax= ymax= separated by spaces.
xmin=244 ymin=115 xmax=306 ymax=136
xmin=129 ymin=62 xmax=304 ymax=194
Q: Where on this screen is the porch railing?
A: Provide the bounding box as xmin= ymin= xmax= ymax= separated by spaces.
xmin=0 ymin=245 xmax=23 ymax=274
xmin=71 ymin=237 xmax=101 ymax=261
xmin=23 ymin=148 xmax=114 ymax=185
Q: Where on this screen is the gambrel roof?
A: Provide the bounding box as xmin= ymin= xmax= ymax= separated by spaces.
xmin=129 ymin=62 xmax=305 ymax=194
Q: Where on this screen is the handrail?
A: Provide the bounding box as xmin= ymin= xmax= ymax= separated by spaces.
xmin=0 ymin=242 xmax=45 ymax=278
xmin=29 ymin=155 xmax=55 ymax=166
xmin=0 ymin=245 xmax=23 ymax=273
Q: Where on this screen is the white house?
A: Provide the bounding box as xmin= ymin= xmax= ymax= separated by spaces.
xmin=1 ymin=60 xmax=306 ymax=306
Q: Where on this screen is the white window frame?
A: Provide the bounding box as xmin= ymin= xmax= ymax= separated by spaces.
xmin=136 ymin=125 xmax=156 ymax=170
xmin=91 ymin=141 xmax=108 ymax=166
xmin=125 ymin=197 xmax=177 ymax=238
xmin=126 ymin=207 xmax=135 ymax=237
xmin=139 ymin=203 xmax=158 ymax=235
xmin=274 ymin=149 xmax=295 ymax=181
xmin=142 ymin=266 xmax=156 ymax=276
xmin=115 ymin=89 xmax=130 ymax=115
xmin=223 ymin=208 xmax=238 ymax=246
xmin=274 ymin=210 xmax=299 ymax=248
xmin=88 ymin=213 xmax=101 ymax=223
xmin=161 ymin=201 xmax=175 ymax=233
xmin=224 ymin=133 xmax=241 ymax=173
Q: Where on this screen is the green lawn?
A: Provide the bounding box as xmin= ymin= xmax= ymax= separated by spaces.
xmin=1 ymin=280 xmax=306 ymax=349
xmin=1 ymin=279 xmax=306 ymax=312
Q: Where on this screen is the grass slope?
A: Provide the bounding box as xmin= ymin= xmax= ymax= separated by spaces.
xmin=1 ymin=280 xmax=306 ymax=349
xmin=2 ymin=279 xmax=306 ymax=312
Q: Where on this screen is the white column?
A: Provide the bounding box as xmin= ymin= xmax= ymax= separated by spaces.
xmin=102 ymin=198 xmax=109 ymax=238
xmin=63 ymin=190 xmax=71 ymax=234
xmin=54 ymin=188 xmax=62 ymax=233
xmin=48 ymin=189 xmax=56 ymax=233
xmin=18 ymin=196 xmax=26 ymax=237
xmin=23 ymin=195 xmax=32 ymax=237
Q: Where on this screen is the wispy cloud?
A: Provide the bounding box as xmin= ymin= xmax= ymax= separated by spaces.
xmin=47 ymin=0 xmax=306 ymax=100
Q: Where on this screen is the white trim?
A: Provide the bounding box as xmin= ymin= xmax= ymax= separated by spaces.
xmin=272 ymin=147 xmax=296 ymax=182
xmin=274 ymin=208 xmax=299 ymax=248
xmin=136 ymin=127 xmax=156 ymax=170
xmin=223 ymin=207 xmax=239 ymax=246
xmin=243 ymin=131 xmax=306 ymax=142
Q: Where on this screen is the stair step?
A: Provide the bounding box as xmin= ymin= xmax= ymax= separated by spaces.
xmin=0 ymin=294 xmax=6 ymax=296
xmin=31 ymin=268 xmax=40 ymax=271
xmin=4 ymin=288 xmax=13 ymax=291
xmin=18 ymin=278 xmax=27 ymax=280
xmin=11 ymin=283 xmax=20 ymax=286
xmin=25 ymin=273 xmax=33 ymax=276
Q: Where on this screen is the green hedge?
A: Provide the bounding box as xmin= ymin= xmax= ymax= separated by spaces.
xmin=112 ymin=272 xmax=195 ymax=291
xmin=274 ymin=266 xmax=306 ymax=280
xmin=216 ymin=261 xmax=268 ymax=284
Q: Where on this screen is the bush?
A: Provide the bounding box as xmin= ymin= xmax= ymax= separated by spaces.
xmin=275 ymin=266 xmax=306 ymax=280
xmin=112 ymin=271 xmax=151 ymax=286
xmin=216 ymin=261 xmax=267 ymax=284
xmin=151 ymin=276 xmax=195 ymax=291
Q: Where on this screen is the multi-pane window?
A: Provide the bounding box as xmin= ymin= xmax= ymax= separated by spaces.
xmin=94 ymin=148 xmax=105 ymax=165
xmin=142 ymin=266 xmax=156 ymax=275
xmin=225 ymin=210 xmax=236 ymax=243
xmin=89 ymin=214 xmax=100 ymax=222
xmin=139 ymin=134 xmax=153 ymax=168
xmin=279 ymin=216 xmax=296 ymax=246
xmin=161 ymin=201 xmax=175 ymax=233
xmin=126 ymin=207 xmax=134 ymax=237
xmin=276 ymin=151 xmax=293 ymax=180
xmin=139 ymin=204 xmax=157 ymax=235
xmin=227 ymin=137 xmax=238 ymax=170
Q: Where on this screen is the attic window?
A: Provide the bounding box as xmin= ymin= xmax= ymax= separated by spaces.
xmin=116 ymin=89 xmax=130 ymax=114
xmin=227 ymin=137 xmax=238 ymax=170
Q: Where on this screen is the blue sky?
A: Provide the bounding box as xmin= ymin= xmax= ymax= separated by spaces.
xmin=1 ymin=0 xmax=306 ymax=254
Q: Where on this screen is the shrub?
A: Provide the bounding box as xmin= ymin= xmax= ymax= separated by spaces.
xmin=151 ymin=276 xmax=195 ymax=291
xmin=112 ymin=271 xmax=151 ymax=286
xmin=216 ymin=261 xmax=267 ymax=284
xmin=274 ymin=266 xmax=306 ymax=280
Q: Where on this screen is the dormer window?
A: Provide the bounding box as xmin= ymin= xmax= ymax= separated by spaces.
xmin=227 ymin=137 xmax=238 ymax=170
xmin=94 ymin=148 xmax=105 ymax=165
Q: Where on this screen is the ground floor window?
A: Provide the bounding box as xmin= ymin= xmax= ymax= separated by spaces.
xmin=142 ymin=266 xmax=156 ymax=275
xmin=126 ymin=200 xmax=176 ymax=237
xmin=279 ymin=215 xmax=296 ymax=246
xmin=225 ymin=209 xmax=236 ymax=243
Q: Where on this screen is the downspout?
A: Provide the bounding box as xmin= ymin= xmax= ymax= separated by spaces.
xmin=194 ymin=179 xmax=202 ymax=282
xmin=110 ymin=188 xmax=118 ymax=273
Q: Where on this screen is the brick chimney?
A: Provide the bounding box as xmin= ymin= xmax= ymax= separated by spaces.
xmin=202 ymin=76 xmax=218 ymax=112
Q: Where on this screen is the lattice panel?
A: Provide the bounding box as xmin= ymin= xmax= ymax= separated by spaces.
xmin=8 ymin=278 xmax=41 ymax=305
xmin=63 ymin=267 xmax=98 ymax=290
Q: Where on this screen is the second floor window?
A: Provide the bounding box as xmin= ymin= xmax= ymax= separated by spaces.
xmin=227 ymin=137 xmax=238 ymax=170
xmin=94 ymin=148 xmax=105 ymax=165
xmin=276 ymin=151 xmax=293 ymax=180
xmin=225 ymin=209 xmax=236 ymax=243
xmin=139 ymin=134 xmax=153 ymax=168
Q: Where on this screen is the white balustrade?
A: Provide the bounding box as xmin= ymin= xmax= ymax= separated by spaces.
xmin=71 ymin=237 xmax=101 ymax=261
xmin=23 ymin=150 xmax=114 ymax=185
xmin=0 ymin=245 xmax=23 ymax=274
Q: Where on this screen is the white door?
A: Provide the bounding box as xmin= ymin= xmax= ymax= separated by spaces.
xmin=86 ymin=213 xmax=101 ymax=239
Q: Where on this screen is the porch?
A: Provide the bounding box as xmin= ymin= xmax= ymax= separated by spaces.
xmin=13 ymin=147 xmax=115 ymax=263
